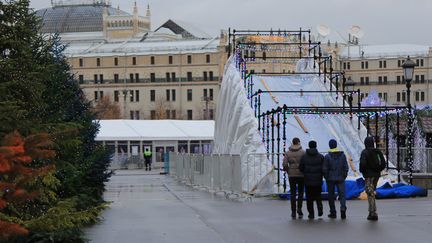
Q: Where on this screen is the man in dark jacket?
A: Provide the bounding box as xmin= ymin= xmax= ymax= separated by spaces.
xmin=283 ymin=137 xmax=306 ymax=219
xmin=360 ymin=137 xmax=386 ymax=221
xmin=323 ymin=139 xmax=349 ymax=219
xmin=299 ymin=140 xmax=324 ymax=219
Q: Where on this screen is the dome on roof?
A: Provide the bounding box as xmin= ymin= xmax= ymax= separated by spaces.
xmin=36 ymin=4 xmax=130 ymax=33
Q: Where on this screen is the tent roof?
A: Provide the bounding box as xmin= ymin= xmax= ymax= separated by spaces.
xmin=95 ymin=120 xmax=215 ymax=141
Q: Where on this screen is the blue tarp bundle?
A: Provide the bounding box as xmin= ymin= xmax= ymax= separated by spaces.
xmin=279 ymin=178 xmax=427 ymax=200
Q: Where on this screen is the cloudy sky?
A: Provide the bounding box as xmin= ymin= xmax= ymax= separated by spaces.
xmin=30 ymin=0 xmax=432 ymax=45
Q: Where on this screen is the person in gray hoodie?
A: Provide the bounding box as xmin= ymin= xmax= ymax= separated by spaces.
xmin=283 ymin=137 xmax=306 ymax=218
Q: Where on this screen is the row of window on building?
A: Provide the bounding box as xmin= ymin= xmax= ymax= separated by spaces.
xmin=342 ymin=58 xmax=425 ymax=70
xmin=358 ymin=74 xmax=426 ymax=85
xmin=78 ymin=54 xmax=212 ymax=67
xmin=359 ymin=91 xmax=426 ymax=103
xmin=94 ymin=88 xmax=214 ymax=103
xmin=127 ymin=109 xmax=215 ymax=120
xmin=78 ymin=71 xmax=215 ymax=84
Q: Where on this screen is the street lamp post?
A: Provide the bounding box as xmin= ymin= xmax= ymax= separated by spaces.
xmin=402 ymin=56 xmax=416 ymax=185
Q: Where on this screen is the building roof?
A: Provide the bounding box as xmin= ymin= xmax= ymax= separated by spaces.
xmin=64 ymin=37 xmax=220 ymax=56
xmin=36 ymin=4 xmax=130 ymax=33
xmin=340 ymin=44 xmax=430 ymax=59
xmin=155 ymin=19 xmax=211 ymax=39
xmin=95 ymin=120 xmax=215 ymax=141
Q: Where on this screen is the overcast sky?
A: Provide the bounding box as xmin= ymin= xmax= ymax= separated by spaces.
xmin=30 ymin=0 xmax=432 ymax=45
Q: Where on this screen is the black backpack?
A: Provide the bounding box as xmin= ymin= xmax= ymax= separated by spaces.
xmin=368 ymin=149 xmax=386 ymax=172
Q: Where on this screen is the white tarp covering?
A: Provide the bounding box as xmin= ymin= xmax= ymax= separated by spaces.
xmin=214 ymin=56 xmax=396 ymax=193
xmin=96 ymin=120 xmax=214 ymax=141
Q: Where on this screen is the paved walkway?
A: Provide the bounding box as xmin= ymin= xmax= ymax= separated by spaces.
xmin=86 ymin=170 xmax=432 ymax=243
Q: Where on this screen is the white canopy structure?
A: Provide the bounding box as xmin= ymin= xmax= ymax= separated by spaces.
xmin=96 ymin=120 xmax=214 ymax=141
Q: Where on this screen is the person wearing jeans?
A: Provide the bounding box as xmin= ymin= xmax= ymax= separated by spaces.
xmin=283 ymin=137 xmax=306 ymax=219
xmin=323 ymin=139 xmax=349 ymax=219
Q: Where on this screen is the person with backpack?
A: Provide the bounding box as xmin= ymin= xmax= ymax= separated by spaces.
xmin=323 ymin=139 xmax=349 ymax=219
xmin=299 ymin=140 xmax=324 ymax=219
xmin=283 ymin=137 xmax=306 ymax=219
xmin=360 ymin=137 xmax=386 ymax=221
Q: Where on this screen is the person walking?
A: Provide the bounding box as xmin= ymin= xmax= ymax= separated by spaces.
xmin=323 ymin=139 xmax=349 ymax=219
xmin=283 ymin=137 xmax=306 ymax=219
xmin=299 ymin=140 xmax=324 ymax=219
xmin=144 ymin=147 xmax=153 ymax=171
xmin=360 ymin=137 xmax=386 ymax=221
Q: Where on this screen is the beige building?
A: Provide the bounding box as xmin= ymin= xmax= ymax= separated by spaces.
xmin=336 ymin=44 xmax=432 ymax=106
xmin=36 ymin=0 xmax=227 ymax=120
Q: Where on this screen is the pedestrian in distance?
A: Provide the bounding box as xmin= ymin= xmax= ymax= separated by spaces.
xmin=299 ymin=140 xmax=324 ymax=219
xmin=323 ymin=139 xmax=349 ymax=219
xmin=283 ymin=137 xmax=306 ymax=219
xmin=144 ymin=147 xmax=153 ymax=171
xmin=360 ymin=137 xmax=386 ymax=221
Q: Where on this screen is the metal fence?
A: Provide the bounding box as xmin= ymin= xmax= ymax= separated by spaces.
xmin=169 ymin=153 xmax=242 ymax=196
xmin=382 ymin=147 xmax=432 ymax=173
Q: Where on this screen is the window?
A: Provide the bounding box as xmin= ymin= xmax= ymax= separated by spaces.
xmin=416 ymin=91 xmax=420 ymax=101
xmin=402 ymin=92 xmax=406 ymax=102
xmin=130 ymin=111 xmax=134 ymax=119
xmin=130 ymin=73 xmax=134 ymax=83
xmin=172 ymin=89 xmax=176 ymax=101
xmin=94 ymin=74 xmax=98 ymax=83
xmin=78 ymin=75 xmax=84 ymax=84
xmin=378 ymin=76 xmax=382 ymax=84
xmin=166 ymin=89 xmax=170 ymax=101
xmin=187 ymin=110 xmax=193 ymax=120
xmin=135 ymin=111 xmax=140 ymax=120
xmin=169 ymin=55 xmax=173 ymax=64
xmin=209 ymin=71 xmax=214 ymax=81
xmin=343 ymin=62 xmax=346 ymax=70
xmin=379 ymin=61 xmax=382 ymax=68
xmin=397 ymin=76 xmax=401 ymax=84
xmin=209 ymin=89 xmax=213 ymax=100
xmin=203 ymin=89 xmax=208 ymax=98
xmin=132 ymin=57 xmax=136 ymax=65
xmin=187 ymin=89 xmax=192 ymax=101
xmin=421 ymin=92 xmax=425 ymax=101
xmin=79 ymin=58 xmax=83 ymax=67
xmin=398 ymin=60 xmax=401 ymax=67
xmin=150 ymin=73 xmax=155 ymax=82
xmin=114 ymin=74 xmax=119 ymax=83
xmin=171 ymin=110 xmax=176 ymax=119
xmin=361 ymin=62 xmax=364 ymax=69
xmin=383 ymin=60 xmax=387 ymax=68
xmin=365 ymin=61 xmax=369 ymax=69
xmin=421 ymin=75 xmax=425 ymax=83
xmin=96 ymin=58 xmax=100 ymax=67
xmin=166 ymin=72 xmax=170 ymax=82
xmin=203 ymin=71 xmax=208 ymax=81
xmin=150 ymin=90 xmax=155 ymax=102
xmin=347 ymin=62 xmax=350 ymax=70
xmin=416 ymin=59 xmax=420 ymax=66
xmin=187 ymin=55 xmax=192 ymax=64
xmin=114 ymin=57 xmax=118 ymax=66
xmin=187 ymin=72 xmax=193 ymax=81
xmin=378 ymin=93 xmax=382 ymax=99
xmin=130 ymin=90 xmax=134 ymax=102
xmin=94 ymin=91 xmax=98 ymax=101
xmin=135 ymin=73 xmax=140 ymax=83
xmin=360 ymin=77 xmax=364 ymax=85
xmin=209 ymin=109 xmax=214 ymax=120
xmin=421 ymin=59 xmax=424 ymax=67
xmin=206 ymin=54 xmax=210 ymax=63
xmin=165 ymin=110 xmax=171 ymax=119
xmin=171 ymin=72 xmax=176 ymax=81
xmin=384 ymin=76 xmax=387 ymax=84
xmin=365 ymin=77 xmax=369 ymax=85
xmin=262 ymin=52 xmax=266 ymax=60
xmin=415 ymin=75 xmax=420 ymax=83
xmin=397 ymin=92 xmax=401 ymax=102
xmin=383 ymin=93 xmax=387 ymax=101
xmin=114 ymin=90 xmax=119 ymax=102
xmin=150 ymin=56 xmax=155 ymax=65
xmin=150 ymin=110 xmax=156 ymax=120
xmin=99 ymin=74 xmax=104 ymax=84
xmin=135 ymin=90 xmax=139 ymax=102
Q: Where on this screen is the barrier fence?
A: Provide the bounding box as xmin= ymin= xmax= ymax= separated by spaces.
xmin=169 ymin=153 xmax=242 ymax=196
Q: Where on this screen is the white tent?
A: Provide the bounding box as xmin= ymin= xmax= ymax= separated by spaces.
xmin=96 ymin=120 xmax=214 ymax=141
